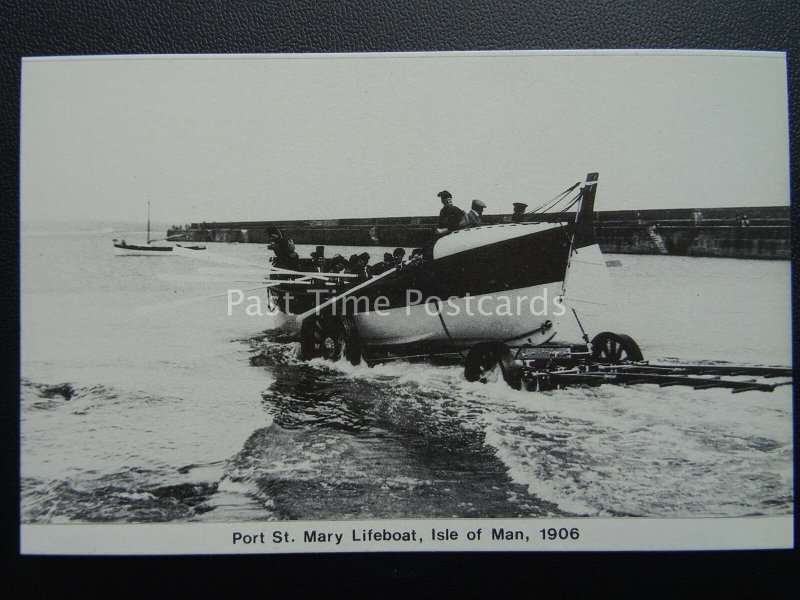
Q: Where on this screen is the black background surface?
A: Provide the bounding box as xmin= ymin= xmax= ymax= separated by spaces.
xmin=2 ymin=0 xmax=797 ymax=594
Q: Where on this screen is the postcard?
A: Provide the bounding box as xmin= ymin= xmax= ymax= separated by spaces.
xmin=20 ymin=50 xmax=792 ymax=554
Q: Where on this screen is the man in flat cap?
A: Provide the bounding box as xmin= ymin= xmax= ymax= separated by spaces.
xmin=511 ymin=202 xmax=528 ymax=223
xmin=466 ymin=199 xmax=486 ymax=227
xmin=436 ymin=190 xmax=468 ymax=234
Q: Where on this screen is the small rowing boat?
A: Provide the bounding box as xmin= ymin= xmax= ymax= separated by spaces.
xmin=113 ymin=201 xmax=206 ymax=256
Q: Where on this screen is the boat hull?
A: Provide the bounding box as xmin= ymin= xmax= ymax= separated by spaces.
xmin=113 ymin=243 xmax=174 ymax=256
xmin=353 ymin=280 xmax=564 ymax=350
xmin=274 ymin=222 xmax=587 ymax=349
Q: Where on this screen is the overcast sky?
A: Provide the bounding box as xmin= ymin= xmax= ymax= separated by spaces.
xmin=21 ymin=51 xmax=789 ymax=225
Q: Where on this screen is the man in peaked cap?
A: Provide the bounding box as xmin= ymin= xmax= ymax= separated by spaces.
xmin=436 ymin=190 xmax=468 ymax=234
xmin=466 ymin=199 xmax=486 ymax=227
xmin=511 ymin=202 xmax=528 ymax=223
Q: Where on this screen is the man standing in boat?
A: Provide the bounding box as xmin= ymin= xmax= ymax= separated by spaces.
xmin=466 ymin=199 xmax=486 ymax=227
xmin=511 ymin=202 xmax=527 ymax=223
xmin=436 ymin=190 xmax=468 ymax=234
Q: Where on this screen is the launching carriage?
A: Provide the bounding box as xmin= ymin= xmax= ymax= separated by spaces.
xmin=264 ymin=173 xmax=792 ymax=393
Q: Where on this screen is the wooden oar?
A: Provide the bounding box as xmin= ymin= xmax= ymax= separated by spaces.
xmin=265 ymin=265 xmax=358 ymax=279
xmin=294 ymin=267 xmax=397 ymax=324
xmin=156 ymin=273 xmax=268 ymax=284
xmin=169 ymin=246 xmax=358 ymax=281
xmin=135 ymin=284 xmax=280 ymax=315
xmin=195 ymin=267 xmax=266 ymax=276
xmin=170 ymin=245 xmax=272 ymax=269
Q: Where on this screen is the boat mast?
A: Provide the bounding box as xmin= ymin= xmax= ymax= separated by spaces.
xmin=562 ymin=172 xmax=599 ymax=281
xmin=147 ymin=199 xmax=151 ymax=244
xmin=561 ymin=172 xmax=600 ymax=345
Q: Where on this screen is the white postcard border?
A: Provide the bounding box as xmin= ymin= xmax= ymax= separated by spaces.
xmin=21 ymin=516 xmax=793 ymax=555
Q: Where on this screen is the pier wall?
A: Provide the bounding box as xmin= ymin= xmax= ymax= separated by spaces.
xmin=168 ymin=206 xmax=790 ymax=260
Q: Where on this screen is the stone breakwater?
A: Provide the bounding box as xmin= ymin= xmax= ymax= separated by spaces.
xmin=168 ymin=206 xmax=790 ymax=260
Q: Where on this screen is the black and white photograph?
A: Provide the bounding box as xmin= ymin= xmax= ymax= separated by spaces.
xmin=19 ymin=51 xmax=792 ymax=553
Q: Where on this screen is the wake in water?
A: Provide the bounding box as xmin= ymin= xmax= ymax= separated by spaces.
xmin=219 ymin=333 xmax=793 ymax=520
xmin=221 ymin=334 xmax=568 ymax=520
xmin=21 ymin=332 xmax=793 ymax=523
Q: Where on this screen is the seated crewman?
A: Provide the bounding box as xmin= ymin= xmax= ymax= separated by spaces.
xmin=330 ymin=254 xmax=347 ymax=273
xmin=392 ymin=247 xmax=406 ymax=269
xmin=358 ymin=253 xmax=372 ymax=273
xmin=266 ymin=226 xmax=299 ymax=270
xmin=345 ymin=252 xmax=369 ymax=283
xmin=371 ymin=252 xmax=395 ymax=275
xmin=408 ymin=248 xmax=424 ymax=265
xmin=309 ymin=251 xmax=326 ymax=273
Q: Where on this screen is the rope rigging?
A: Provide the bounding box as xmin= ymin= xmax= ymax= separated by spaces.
xmin=554 ymin=192 xmax=583 ymax=214
xmin=525 ymin=181 xmax=581 ymax=215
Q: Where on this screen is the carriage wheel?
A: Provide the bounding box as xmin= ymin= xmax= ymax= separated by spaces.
xmin=464 ymin=343 xmax=522 ymax=390
xmin=320 ymin=318 xmax=345 ymax=361
xmin=590 ymin=332 xmax=643 ymax=363
xmin=341 ymin=316 xmax=362 ymax=366
xmin=303 ymin=315 xmax=361 ymax=364
xmin=299 ymin=315 xmax=324 ymax=360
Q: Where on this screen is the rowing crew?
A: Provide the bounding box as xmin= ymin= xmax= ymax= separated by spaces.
xmin=267 ymin=224 xmax=423 ymax=283
xmin=310 ymin=247 xmax=423 ymax=283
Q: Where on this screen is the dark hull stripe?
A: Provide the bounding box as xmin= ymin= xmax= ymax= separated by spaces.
xmin=361 ymin=224 xmax=573 ymax=309
xmin=114 ymin=244 xmax=173 ymax=252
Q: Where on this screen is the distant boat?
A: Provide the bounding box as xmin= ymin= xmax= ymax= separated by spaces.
xmin=113 ymin=201 xmax=205 ymax=255
xmin=113 ymin=239 xmax=174 ymax=256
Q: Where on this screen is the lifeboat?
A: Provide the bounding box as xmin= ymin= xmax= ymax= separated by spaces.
xmin=267 ymin=173 xmax=607 ymax=370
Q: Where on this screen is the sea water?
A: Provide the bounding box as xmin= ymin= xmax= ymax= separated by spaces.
xmin=20 ymin=230 xmax=793 ymax=521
